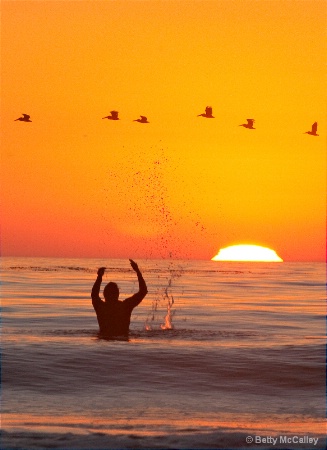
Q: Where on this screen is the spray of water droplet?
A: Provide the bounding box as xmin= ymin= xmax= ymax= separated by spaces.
xmin=97 ymin=142 xmax=220 ymax=330
xmin=144 ymin=261 xmax=183 ymax=331
xmin=160 ymin=291 xmax=174 ymax=330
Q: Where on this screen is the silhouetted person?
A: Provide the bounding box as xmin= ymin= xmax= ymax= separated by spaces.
xmin=134 ymin=115 xmax=149 ymax=123
xmin=198 ymin=106 xmax=214 ymax=118
xmin=91 ymin=259 xmax=147 ymax=338
xmin=102 ymin=111 xmax=120 ymax=120
xmin=239 ymin=119 xmax=255 ymax=129
xmin=15 ymin=114 xmax=32 ymax=122
xmin=305 ymin=122 xmax=319 ymax=136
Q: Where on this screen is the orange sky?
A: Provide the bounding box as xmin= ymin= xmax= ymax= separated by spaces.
xmin=2 ymin=0 xmax=326 ymax=261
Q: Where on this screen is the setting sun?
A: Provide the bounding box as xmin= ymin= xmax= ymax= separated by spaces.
xmin=211 ymin=245 xmax=283 ymax=262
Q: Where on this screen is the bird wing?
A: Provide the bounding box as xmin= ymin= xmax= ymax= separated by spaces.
xmin=23 ymin=114 xmax=30 ymax=119
xmin=140 ymin=116 xmax=147 ymax=120
xmin=110 ymin=111 xmax=119 ymax=118
xmin=205 ymin=106 xmax=212 ymax=116
xmin=247 ymin=119 xmax=254 ymax=126
xmin=312 ymin=122 xmax=318 ymax=133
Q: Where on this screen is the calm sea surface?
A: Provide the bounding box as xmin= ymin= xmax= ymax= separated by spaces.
xmin=1 ymin=257 xmax=326 ymax=449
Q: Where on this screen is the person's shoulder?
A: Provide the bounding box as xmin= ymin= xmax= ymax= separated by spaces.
xmin=124 ymin=292 xmax=145 ymax=308
xmin=123 ymin=293 xmax=139 ymax=304
xmin=124 ymin=292 xmax=141 ymax=301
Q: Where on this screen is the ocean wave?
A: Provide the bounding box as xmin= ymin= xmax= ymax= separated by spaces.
xmin=41 ymin=328 xmax=260 ymax=342
xmin=131 ymin=328 xmax=259 ymax=341
xmin=2 ymin=427 xmax=326 ymax=450
xmin=9 ymin=265 xmax=93 ymax=273
xmin=8 ymin=265 xmax=252 ymax=275
xmin=43 ymin=329 xmax=98 ymax=337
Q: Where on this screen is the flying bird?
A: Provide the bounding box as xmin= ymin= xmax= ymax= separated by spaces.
xmin=134 ymin=116 xmax=149 ymax=123
xmin=305 ymin=122 xmax=319 ymax=136
xmin=102 ymin=111 xmax=119 ymax=120
xmin=15 ymin=114 xmax=32 ymax=122
xmin=239 ymin=119 xmax=255 ymax=129
xmin=198 ymin=106 xmax=214 ymax=118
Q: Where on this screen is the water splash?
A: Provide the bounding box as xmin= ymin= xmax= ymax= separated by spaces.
xmin=160 ymin=291 xmax=174 ymax=330
xmin=144 ymin=262 xmax=182 ymax=331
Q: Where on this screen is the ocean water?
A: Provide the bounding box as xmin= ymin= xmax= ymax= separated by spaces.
xmin=1 ymin=257 xmax=326 ymax=450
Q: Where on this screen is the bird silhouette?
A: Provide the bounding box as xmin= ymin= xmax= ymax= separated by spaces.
xmin=239 ymin=119 xmax=255 ymax=129
xmin=305 ymin=122 xmax=319 ymax=136
xmin=134 ymin=116 xmax=149 ymax=123
xmin=102 ymin=111 xmax=119 ymax=120
xmin=15 ymin=114 xmax=32 ymax=122
xmin=197 ymin=106 xmax=214 ymax=118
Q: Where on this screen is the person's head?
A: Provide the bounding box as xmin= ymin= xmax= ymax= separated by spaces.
xmin=103 ymin=282 xmax=119 ymax=302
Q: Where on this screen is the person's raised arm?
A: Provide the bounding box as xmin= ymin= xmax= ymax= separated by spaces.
xmin=130 ymin=259 xmax=147 ymax=295
xmin=125 ymin=259 xmax=148 ymax=309
xmin=91 ymin=267 xmax=106 ymax=307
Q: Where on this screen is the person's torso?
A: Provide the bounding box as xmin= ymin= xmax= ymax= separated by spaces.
xmin=95 ymin=300 xmax=132 ymax=337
